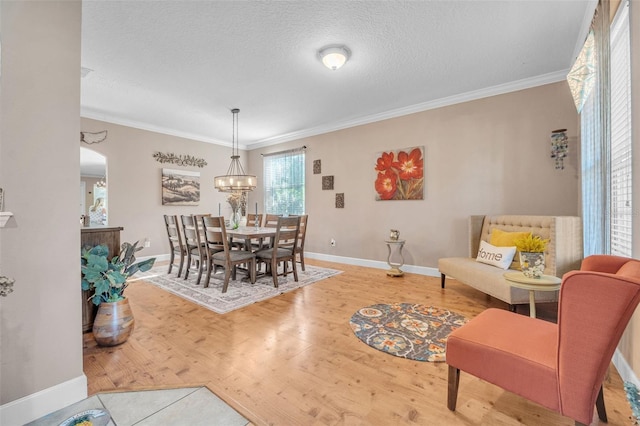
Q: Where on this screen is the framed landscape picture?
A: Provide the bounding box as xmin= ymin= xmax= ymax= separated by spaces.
xmin=374 ymin=146 xmax=424 ymax=201
xmin=162 ymin=168 xmax=200 ymax=205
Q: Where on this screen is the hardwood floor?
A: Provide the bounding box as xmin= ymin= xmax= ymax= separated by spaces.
xmin=83 ymin=260 xmax=632 ymax=425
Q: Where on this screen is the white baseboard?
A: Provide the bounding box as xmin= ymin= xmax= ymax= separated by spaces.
xmin=0 ymin=374 xmax=87 ymax=425
xmin=304 ymin=252 xmax=441 ymax=277
xmin=613 ymin=348 xmax=640 ymax=388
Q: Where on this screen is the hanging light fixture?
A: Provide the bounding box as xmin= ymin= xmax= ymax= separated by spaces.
xmin=214 ymin=108 xmax=257 ymax=192
xmin=96 ymin=176 xmax=107 ymax=188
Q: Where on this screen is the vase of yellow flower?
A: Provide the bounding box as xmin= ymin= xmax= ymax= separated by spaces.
xmin=514 ymin=234 xmax=549 ymax=278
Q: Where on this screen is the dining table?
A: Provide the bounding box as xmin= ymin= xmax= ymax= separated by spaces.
xmin=226 ymin=226 xmax=277 ymax=252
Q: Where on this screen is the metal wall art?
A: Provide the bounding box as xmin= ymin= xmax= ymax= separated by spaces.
xmin=80 ymin=130 xmax=108 ymax=144
xmin=550 ymin=129 xmax=569 ymax=170
xmin=336 ymin=193 xmax=344 ymax=208
xmin=322 ymin=175 xmax=334 ymax=190
xmin=313 ymin=159 xmax=322 ymax=174
xmin=153 ymin=152 xmax=208 ymax=168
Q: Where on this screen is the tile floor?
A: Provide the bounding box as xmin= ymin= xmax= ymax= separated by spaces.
xmin=27 ymin=387 xmax=249 ymax=426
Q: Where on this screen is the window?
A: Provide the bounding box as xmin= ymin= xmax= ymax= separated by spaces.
xmin=263 ymin=148 xmax=305 ymax=215
xmin=610 ymin=2 xmax=632 ymax=256
xmin=578 ymin=0 xmax=632 ymax=257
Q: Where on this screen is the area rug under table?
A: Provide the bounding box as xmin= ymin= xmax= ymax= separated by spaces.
xmin=349 ymin=303 xmax=468 ymax=362
xmin=133 ymin=264 xmax=342 ymax=314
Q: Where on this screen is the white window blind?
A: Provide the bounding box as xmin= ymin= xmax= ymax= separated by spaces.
xmin=610 ymin=2 xmax=632 ymax=257
xmin=263 ymin=148 xmax=305 ymax=215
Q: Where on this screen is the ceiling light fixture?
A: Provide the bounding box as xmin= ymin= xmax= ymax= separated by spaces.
xmin=318 ymin=45 xmax=351 ymax=71
xmin=214 ymin=108 xmax=257 ymax=192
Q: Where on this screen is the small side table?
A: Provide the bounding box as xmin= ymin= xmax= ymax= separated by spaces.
xmin=503 ymin=272 xmax=561 ymax=318
xmin=385 ymin=239 xmax=405 ymax=277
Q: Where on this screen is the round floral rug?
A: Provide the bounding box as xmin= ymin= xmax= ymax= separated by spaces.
xmin=349 ymin=303 xmax=468 ymax=362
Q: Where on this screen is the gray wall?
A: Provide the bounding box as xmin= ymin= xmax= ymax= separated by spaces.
xmin=0 ymin=0 xmax=84 ymax=422
xmin=86 ymin=81 xmax=579 ymax=272
xmin=249 ymin=81 xmax=580 ymax=268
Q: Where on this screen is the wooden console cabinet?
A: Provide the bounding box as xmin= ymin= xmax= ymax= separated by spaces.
xmin=81 ymin=226 xmax=123 ymax=332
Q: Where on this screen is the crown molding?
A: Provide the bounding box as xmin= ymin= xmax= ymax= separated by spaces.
xmin=249 ymin=69 xmax=569 ymax=150
xmin=81 ymin=108 xmax=233 ymax=148
xmin=82 ymin=69 xmax=569 ymax=151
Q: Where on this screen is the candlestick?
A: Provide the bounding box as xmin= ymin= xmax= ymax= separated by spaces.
xmin=255 ymin=202 xmax=258 ymax=216
xmin=218 ymin=203 xmax=221 ymax=216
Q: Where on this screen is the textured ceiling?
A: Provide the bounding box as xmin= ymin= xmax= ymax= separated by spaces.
xmin=80 ymin=0 xmax=594 ymax=150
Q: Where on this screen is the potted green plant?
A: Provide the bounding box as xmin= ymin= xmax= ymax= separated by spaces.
xmin=81 ymin=241 xmax=155 ymax=346
xmin=513 ymin=235 xmax=549 ymax=278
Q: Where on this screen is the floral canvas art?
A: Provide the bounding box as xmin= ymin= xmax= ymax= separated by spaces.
xmin=374 ymin=146 xmax=424 ymax=201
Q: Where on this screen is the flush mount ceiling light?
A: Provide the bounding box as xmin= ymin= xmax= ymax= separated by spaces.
xmin=318 ymin=45 xmax=351 ymax=71
xmin=214 ymin=108 xmax=257 ymax=192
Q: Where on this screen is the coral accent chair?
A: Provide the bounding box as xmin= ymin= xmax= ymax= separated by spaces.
xmin=446 ymin=255 xmax=640 ymax=425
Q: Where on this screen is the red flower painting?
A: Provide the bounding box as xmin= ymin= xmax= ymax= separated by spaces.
xmin=374 ymin=147 xmax=424 ymax=201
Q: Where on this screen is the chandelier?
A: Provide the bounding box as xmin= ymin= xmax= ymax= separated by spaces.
xmin=214 ymin=108 xmax=257 ymax=192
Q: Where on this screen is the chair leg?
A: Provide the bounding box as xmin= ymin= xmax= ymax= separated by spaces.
xmin=291 ymin=258 xmax=299 ymax=282
xmin=177 ymin=252 xmax=185 ymax=278
xmin=447 ymin=366 xmax=460 ymax=411
xmin=203 ymin=259 xmax=212 ymax=288
xmin=249 ymin=258 xmax=256 ymax=284
xmin=271 ymin=258 xmax=279 ymax=288
xmin=596 ymin=384 xmax=607 ymax=422
xmin=184 ymin=252 xmax=192 ymax=279
xmin=222 ymin=268 xmax=232 ymax=293
xmin=300 ymin=252 xmax=306 ymax=271
xmin=196 ymin=258 xmax=204 ymax=285
xmin=168 ymin=250 xmax=175 ymax=274
xmin=441 ymin=274 xmax=446 ymax=289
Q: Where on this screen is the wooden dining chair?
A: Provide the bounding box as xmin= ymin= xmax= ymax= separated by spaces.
xmin=293 ymin=214 xmax=308 ymax=271
xmin=180 ymin=214 xmax=207 ymax=285
xmin=163 ymin=214 xmax=186 ymax=277
xmin=263 ymin=214 xmax=280 ymax=228
xmin=201 ymin=215 xmax=256 ymax=292
xmin=255 ymin=216 xmax=300 ymax=288
xmin=246 ymin=213 xmax=263 ymax=228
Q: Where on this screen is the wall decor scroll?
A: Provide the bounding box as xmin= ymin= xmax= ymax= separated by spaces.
xmin=162 ymin=168 xmax=200 ymax=205
xmin=550 ymin=129 xmax=569 ymax=170
xmin=336 ymin=193 xmax=345 ymax=208
xmin=153 ymin=152 xmax=208 ymax=168
xmin=313 ymin=159 xmax=322 ymax=174
xmin=374 ymin=146 xmax=424 ymax=201
xmin=322 ymin=175 xmax=334 ymax=190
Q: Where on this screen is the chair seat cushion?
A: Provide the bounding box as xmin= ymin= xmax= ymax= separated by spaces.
xmin=255 ymin=247 xmax=293 ymax=259
xmin=446 ymin=308 xmax=560 ymax=411
xmin=213 ymin=251 xmax=255 ymax=262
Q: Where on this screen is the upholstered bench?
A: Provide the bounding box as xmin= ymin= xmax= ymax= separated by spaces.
xmin=438 ymin=215 xmax=583 ymax=308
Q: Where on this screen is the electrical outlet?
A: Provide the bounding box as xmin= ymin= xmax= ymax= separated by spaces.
xmin=144 ymin=238 xmax=151 ymax=248
xmin=330 ymin=238 xmax=336 ymax=247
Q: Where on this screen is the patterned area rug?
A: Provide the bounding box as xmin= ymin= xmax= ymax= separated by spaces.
xmin=132 ymin=264 xmax=342 ymax=314
xmin=349 ymin=303 xmax=468 ymax=362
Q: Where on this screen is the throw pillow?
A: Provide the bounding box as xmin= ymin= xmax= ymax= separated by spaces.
xmin=476 ymin=240 xmax=517 ymax=270
xmin=490 ymin=228 xmax=532 ymax=270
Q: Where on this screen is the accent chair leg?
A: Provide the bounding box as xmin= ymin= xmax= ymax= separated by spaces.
xmin=509 ymin=304 xmax=517 ymax=313
xmin=596 ymin=384 xmax=607 ymax=422
xmin=441 ymin=274 xmax=446 ymax=289
xmin=447 ymin=366 xmax=460 ymax=411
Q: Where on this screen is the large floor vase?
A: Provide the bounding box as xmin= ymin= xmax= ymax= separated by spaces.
xmin=92 ymin=298 xmax=135 ymax=346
